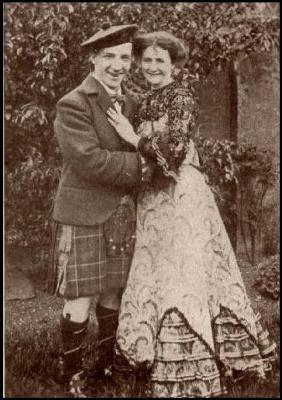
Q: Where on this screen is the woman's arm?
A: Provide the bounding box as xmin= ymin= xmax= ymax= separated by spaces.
xmin=106 ymin=106 xmax=155 ymax=184
xmin=107 ymin=89 xmax=198 ymax=185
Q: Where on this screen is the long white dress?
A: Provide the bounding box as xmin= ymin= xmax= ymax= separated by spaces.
xmin=115 ymin=83 xmax=276 ymax=398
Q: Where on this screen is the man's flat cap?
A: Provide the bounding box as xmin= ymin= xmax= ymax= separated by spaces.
xmin=81 ymin=23 xmax=138 ymax=50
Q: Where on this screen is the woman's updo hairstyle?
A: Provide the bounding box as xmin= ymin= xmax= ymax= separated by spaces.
xmin=133 ymin=31 xmax=187 ymax=68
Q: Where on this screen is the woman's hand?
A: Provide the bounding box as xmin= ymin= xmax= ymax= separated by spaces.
xmin=107 ymin=107 xmax=140 ymax=148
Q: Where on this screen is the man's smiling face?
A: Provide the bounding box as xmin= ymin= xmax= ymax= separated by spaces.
xmin=92 ymin=42 xmax=132 ymax=90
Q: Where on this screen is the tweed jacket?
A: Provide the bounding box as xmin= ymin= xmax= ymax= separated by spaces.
xmin=53 ymin=74 xmax=141 ymax=226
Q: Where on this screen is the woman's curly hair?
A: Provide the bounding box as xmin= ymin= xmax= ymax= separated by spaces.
xmin=133 ymin=31 xmax=187 ymax=67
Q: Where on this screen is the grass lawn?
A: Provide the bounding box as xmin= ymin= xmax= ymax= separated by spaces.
xmin=4 ymin=254 xmax=280 ymax=398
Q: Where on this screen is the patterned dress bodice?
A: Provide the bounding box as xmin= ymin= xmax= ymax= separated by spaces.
xmin=134 ymin=80 xmax=199 ymax=187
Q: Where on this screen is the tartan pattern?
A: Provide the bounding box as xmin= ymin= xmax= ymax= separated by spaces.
xmin=48 ymin=222 xmax=134 ymax=299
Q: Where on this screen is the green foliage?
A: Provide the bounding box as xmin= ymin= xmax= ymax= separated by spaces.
xmin=262 ymin=216 xmax=280 ymax=257
xmin=196 ymin=136 xmax=278 ymax=262
xmin=4 ymin=3 xmax=279 ymax=167
xmin=236 ymin=146 xmax=278 ymax=264
xmin=4 ymin=3 xmax=279 ymax=258
xmin=195 ymin=137 xmax=238 ymax=246
xmin=254 ymin=255 xmax=280 ymax=300
xmin=5 ymin=133 xmax=277 ymax=272
xmin=5 ymin=2 xmax=279 ymax=167
xmin=5 ymin=150 xmax=61 ymax=265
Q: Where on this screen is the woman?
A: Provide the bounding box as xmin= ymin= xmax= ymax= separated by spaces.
xmin=107 ymin=31 xmax=276 ymax=398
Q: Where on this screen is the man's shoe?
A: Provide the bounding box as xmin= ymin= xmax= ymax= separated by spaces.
xmin=90 ymin=357 xmax=113 ymax=381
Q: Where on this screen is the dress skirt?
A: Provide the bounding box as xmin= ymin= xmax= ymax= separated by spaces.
xmin=115 ymin=160 xmax=276 ymax=397
xmin=150 ymin=308 xmax=274 ymax=397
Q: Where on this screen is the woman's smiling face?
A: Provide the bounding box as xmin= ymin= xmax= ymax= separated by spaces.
xmin=141 ymin=45 xmax=173 ymax=89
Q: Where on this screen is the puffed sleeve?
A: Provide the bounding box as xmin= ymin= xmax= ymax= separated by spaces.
xmin=55 ymin=94 xmax=144 ymax=188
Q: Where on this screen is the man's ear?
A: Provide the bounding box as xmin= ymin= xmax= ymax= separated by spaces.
xmin=89 ymin=53 xmax=95 ymax=64
xmin=89 ymin=53 xmax=96 ymax=72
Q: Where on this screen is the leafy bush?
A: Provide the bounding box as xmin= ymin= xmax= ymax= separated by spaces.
xmin=5 ymin=149 xmax=61 ymax=265
xmin=196 ymin=137 xmax=278 ymax=262
xmin=5 ymin=3 xmax=279 ymax=170
xmin=262 ymin=218 xmax=280 ymax=257
xmin=195 ymin=137 xmax=238 ymax=246
xmin=254 ymin=255 xmax=280 ymax=300
xmin=4 ymin=3 xmax=279 ymax=264
xmin=234 ymin=145 xmax=278 ymax=264
xmin=5 ymin=133 xmax=277 ymax=272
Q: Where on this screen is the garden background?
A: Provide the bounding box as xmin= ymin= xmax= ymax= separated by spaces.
xmin=4 ymin=2 xmax=280 ymax=398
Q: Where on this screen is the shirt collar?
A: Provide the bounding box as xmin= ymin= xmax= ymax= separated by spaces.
xmin=92 ymin=73 xmax=122 ymax=97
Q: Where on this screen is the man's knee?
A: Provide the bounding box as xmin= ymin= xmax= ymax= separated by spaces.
xmin=63 ymin=297 xmax=91 ymax=322
xmin=99 ymin=288 xmax=123 ymax=310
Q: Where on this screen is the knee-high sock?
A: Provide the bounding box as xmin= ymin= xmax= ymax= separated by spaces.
xmin=60 ymin=314 xmax=89 ymax=378
xmin=96 ymin=303 xmax=119 ymax=369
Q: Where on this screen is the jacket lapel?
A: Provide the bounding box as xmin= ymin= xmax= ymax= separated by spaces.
xmin=79 ymin=75 xmax=137 ymax=151
xmin=80 ymin=74 xmax=135 ymax=117
xmin=96 ymin=80 xmax=135 ymax=119
xmin=122 ymin=88 xmax=134 ymax=119
xmin=80 ymin=74 xmax=114 ymax=114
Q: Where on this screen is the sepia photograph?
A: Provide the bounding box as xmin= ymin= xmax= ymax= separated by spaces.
xmin=4 ymin=2 xmax=280 ymax=398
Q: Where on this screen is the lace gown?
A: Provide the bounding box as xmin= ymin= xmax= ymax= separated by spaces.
xmin=115 ymin=81 xmax=276 ymax=397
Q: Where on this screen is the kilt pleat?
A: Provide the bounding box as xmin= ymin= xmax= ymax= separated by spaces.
xmin=47 ymin=221 xmax=134 ymax=299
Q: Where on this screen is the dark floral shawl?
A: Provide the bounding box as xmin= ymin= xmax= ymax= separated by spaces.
xmin=135 ymin=79 xmax=199 ymax=188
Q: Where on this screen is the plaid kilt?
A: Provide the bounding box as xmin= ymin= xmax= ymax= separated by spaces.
xmin=47 ymin=221 xmax=135 ymax=299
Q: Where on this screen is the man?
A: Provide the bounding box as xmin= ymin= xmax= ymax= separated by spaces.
xmin=47 ymin=23 xmax=150 ymax=398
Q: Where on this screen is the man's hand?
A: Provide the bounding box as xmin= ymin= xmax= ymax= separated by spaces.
xmin=107 ymin=107 xmax=140 ymax=148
